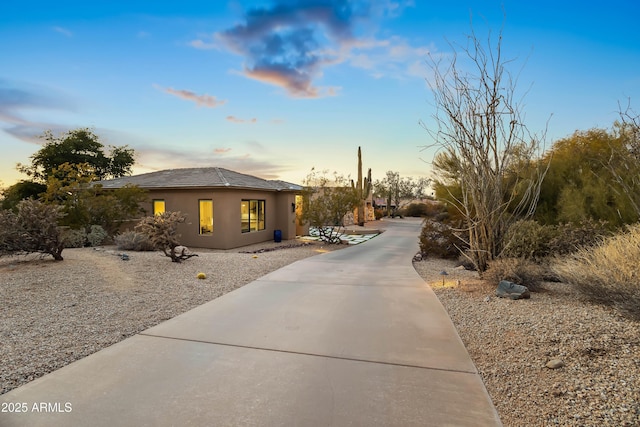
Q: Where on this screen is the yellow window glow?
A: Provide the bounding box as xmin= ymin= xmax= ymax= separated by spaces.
xmin=199 ymin=200 xmax=213 ymax=235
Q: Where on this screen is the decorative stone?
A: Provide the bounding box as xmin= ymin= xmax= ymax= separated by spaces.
xmin=483 ymin=296 xmax=491 ymax=302
xmin=413 ymin=253 xmax=422 ymax=262
xmin=546 ymin=359 xmax=565 ymax=369
xmin=496 ymin=280 xmax=531 ymax=300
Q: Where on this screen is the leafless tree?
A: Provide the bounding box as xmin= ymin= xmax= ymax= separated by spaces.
xmin=605 ymin=100 xmax=640 ymax=217
xmin=136 ymin=211 xmax=198 ymax=262
xmin=421 ymin=21 xmax=549 ymax=272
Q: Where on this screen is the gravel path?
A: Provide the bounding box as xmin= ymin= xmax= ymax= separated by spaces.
xmin=413 ymin=258 xmax=640 ymax=427
xmin=0 ymin=241 xmax=340 ymax=396
xmin=2 ymin=241 xmax=639 ymax=427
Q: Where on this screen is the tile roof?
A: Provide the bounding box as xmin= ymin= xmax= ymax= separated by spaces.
xmin=96 ymin=167 xmax=302 ymax=191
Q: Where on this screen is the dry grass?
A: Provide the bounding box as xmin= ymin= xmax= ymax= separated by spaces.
xmin=553 ymin=224 xmax=640 ymax=320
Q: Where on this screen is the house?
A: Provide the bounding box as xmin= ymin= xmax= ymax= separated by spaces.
xmin=97 ymin=167 xmax=308 ymax=250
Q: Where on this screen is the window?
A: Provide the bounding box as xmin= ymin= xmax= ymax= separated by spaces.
xmin=241 ymin=200 xmax=265 ymax=232
xmin=199 ymin=200 xmax=213 ymax=235
xmin=153 ymin=200 xmax=165 ymax=216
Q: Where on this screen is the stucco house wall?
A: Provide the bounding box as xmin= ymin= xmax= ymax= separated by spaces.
xmin=98 ymin=168 xmax=308 ymax=250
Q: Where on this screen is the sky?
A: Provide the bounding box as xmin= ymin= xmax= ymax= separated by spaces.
xmin=1 ymin=0 xmax=639 ymax=189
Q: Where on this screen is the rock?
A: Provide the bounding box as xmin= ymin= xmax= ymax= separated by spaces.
xmin=413 ymin=253 xmax=422 ymax=262
xmin=483 ymin=296 xmax=491 ymax=302
xmin=546 ymin=359 xmax=565 ymax=369
xmin=496 ymin=280 xmax=531 ymax=300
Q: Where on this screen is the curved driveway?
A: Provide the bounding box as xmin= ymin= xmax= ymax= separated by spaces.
xmin=1 ymin=219 xmax=501 ymax=426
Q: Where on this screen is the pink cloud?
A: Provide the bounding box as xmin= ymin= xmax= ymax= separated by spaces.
xmin=226 ymin=115 xmax=257 ymax=123
xmin=155 ymin=85 xmax=226 ymax=108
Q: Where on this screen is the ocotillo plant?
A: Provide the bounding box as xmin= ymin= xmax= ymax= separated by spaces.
xmin=351 ymin=146 xmax=372 ymax=226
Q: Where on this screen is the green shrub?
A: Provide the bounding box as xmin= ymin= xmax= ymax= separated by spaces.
xmin=553 ymin=224 xmax=640 ymax=320
xmin=502 ymin=220 xmax=556 ymax=260
xmin=419 ymin=219 xmax=467 ymax=259
xmin=87 ymin=225 xmax=108 ymax=246
xmin=484 ymin=257 xmax=545 ymax=291
xmin=62 ymin=228 xmax=87 ymax=248
xmin=114 ymin=231 xmax=155 ymax=251
xmin=400 ymin=203 xmax=429 ymax=217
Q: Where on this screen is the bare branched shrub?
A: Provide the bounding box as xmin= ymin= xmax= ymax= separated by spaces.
xmin=421 ymin=21 xmax=549 ymax=272
xmin=484 ymin=257 xmax=545 ymax=292
xmin=0 ymin=199 xmax=65 ymax=260
xmin=553 ymin=224 xmax=640 ymax=320
xmin=114 ymin=231 xmax=155 ymax=251
xmin=135 ymin=211 xmax=197 ymax=262
xmin=299 ymin=169 xmax=359 ymax=244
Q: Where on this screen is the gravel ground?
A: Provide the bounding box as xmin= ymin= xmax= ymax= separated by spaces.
xmin=413 ymin=258 xmax=640 ymax=427
xmin=3 ymin=241 xmax=639 ymax=427
xmin=0 ymin=240 xmax=341 ymax=396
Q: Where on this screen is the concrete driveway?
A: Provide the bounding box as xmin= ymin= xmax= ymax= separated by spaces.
xmin=0 ymin=218 xmax=501 ymax=426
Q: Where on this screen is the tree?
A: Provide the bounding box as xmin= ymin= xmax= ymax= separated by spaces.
xmin=373 ymin=171 xmax=430 ymax=217
xmin=1 ymin=180 xmax=47 ymax=210
xmin=421 ymin=22 xmax=548 ymax=272
xmin=18 ymin=128 xmax=135 ymax=183
xmin=536 ymin=128 xmax=636 ymax=226
xmin=41 ymin=162 xmax=148 ymax=234
xmin=135 ymin=211 xmax=198 ymax=262
xmin=0 ymin=199 xmax=65 ymax=260
xmin=299 ymin=169 xmax=360 ymax=244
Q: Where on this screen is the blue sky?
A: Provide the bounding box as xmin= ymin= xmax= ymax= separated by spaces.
xmin=1 ymin=0 xmax=639 ymax=188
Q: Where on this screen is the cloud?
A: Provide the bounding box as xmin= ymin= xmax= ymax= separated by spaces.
xmin=214 ymin=0 xmax=374 ymax=98
xmin=134 ymin=145 xmax=290 ymax=180
xmin=0 ymin=79 xmax=77 ymax=144
xmin=226 ymin=115 xmax=257 ymax=124
xmin=52 ymin=26 xmax=73 ymax=37
xmin=210 ymin=1 xmax=425 ymax=97
xmin=154 ymin=85 xmax=226 ymax=108
xmin=214 ymin=147 xmax=232 ymax=153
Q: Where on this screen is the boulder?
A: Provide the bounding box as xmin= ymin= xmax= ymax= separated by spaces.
xmin=546 ymin=359 xmax=565 ymax=369
xmin=496 ymin=280 xmax=530 ymax=300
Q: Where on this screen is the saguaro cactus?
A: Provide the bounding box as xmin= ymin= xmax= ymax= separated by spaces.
xmin=351 ymin=146 xmax=372 ymax=226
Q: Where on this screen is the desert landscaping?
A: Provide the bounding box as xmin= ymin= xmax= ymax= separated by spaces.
xmin=1 ymin=240 xmax=639 ymax=426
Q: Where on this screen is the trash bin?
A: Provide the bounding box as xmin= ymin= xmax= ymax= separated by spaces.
xmin=274 ymin=229 xmax=282 ymax=243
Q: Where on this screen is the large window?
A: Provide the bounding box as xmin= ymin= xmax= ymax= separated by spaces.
xmin=241 ymin=200 xmax=265 ymax=232
xmin=199 ymin=200 xmax=213 ymax=235
xmin=153 ymin=200 xmax=165 ymax=216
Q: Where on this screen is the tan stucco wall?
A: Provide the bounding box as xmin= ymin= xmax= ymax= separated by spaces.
xmin=136 ymin=188 xmax=303 ymax=250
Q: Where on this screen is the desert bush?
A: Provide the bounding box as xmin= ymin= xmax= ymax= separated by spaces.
xmin=135 ymin=211 xmax=197 ymax=262
xmin=62 ymin=228 xmax=87 ymax=248
xmin=484 ymin=257 xmax=546 ymax=291
xmin=114 ymin=231 xmax=155 ymax=251
xmin=548 ymin=219 xmax=612 ymax=256
xmin=553 ymin=224 xmax=640 ymax=320
xmin=419 ymin=219 xmax=467 ymax=259
xmin=87 ymin=225 xmax=108 ymax=246
xmin=374 ymin=208 xmax=385 ymax=220
xmin=501 ymin=220 xmax=556 ymax=260
xmin=400 ymin=203 xmax=429 ymax=217
xmin=0 ymin=199 xmax=65 ymax=260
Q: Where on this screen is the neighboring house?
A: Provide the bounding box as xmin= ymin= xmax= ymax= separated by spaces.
xmin=97 ymin=167 xmax=308 ymax=250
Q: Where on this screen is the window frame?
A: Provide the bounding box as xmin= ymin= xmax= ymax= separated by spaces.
xmin=241 ymin=199 xmax=266 ymax=233
xmin=152 ymin=199 xmax=165 ymax=216
xmin=198 ymin=199 xmax=214 ymax=235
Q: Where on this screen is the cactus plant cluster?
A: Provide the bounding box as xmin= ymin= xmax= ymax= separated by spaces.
xmin=351 ymin=146 xmax=372 ymax=226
